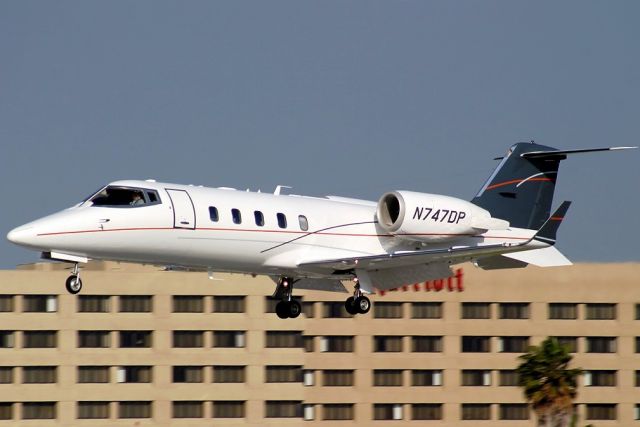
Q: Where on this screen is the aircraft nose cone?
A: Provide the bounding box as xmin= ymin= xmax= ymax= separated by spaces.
xmin=6 ymin=226 xmax=34 ymax=246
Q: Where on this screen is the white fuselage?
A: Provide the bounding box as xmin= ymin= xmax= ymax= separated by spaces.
xmin=7 ymin=180 xmax=538 ymax=279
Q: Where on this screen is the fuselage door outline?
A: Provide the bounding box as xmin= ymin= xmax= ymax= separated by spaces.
xmin=165 ymin=189 xmax=196 ymax=230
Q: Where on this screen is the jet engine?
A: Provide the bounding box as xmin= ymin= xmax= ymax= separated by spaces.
xmin=376 ymin=191 xmax=509 ymax=243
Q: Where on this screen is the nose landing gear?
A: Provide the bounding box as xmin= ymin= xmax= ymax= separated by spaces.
xmin=344 ymin=283 xmax=370 ymax=315
xmin=65 ymin=263 xmax=83 ymax=294
xmin=273 ymin=276 xmax=301 ymax=319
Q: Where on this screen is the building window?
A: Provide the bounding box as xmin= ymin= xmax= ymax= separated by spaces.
xmin=22 ymin=366 xmax=56 ymax=383
xmin=209 ymin=206 xmax=219 ymax=222
xmin=119 ymin=296 xmax=152 ymax=313
xmin=586 ymin=404 xmax=616 ymax=420
xmin=213 ymin=331 xmax=245 ymax=348
xmin=254 ymin=211 xmax=265 ymax=226
xmin=548 ymin=303 xmax=577 ymax=319
xmin=0 ymin=403 xmax=11 ymax=420
xmin=322 ymin=370 xmax=354 ymax=386
xmin=172 ymin=401 xmax=203 ymax=418
xmin=322 ymin=302 xmax=352 ymax=318
xmin=374 ymin=302 xmax=403 ymax=318
xmin=277 ymin=213 xmax=287 ymax=228
xmin=119 ymin=331 xmax=152 ymax=348
xmin=461 ymin=370 xmax=491 ymax=386
xmin=636 ymin=304 xmax=640 ymax=320
xmin=266 ymin=366 xmax=302 ymax=383
xmin=213 ymin=366 xmax=245 ymax=383
xmin=172 ymin=296 xmax=204 ymax=313
xmin=266 ymin=331 xmax=302 ymax=348
xmin=78 ymin=331 xmax=110 ymax=348
xmin=78 ymin=295 xmax=110 ymax=313
xmin=173 ymin=331 xmax=204 ymax=348
xmin=213 ymin=296 xmax=245 ymax=313
xmin=499 ymin=403 xmax=529 ymax=420
xmin=499 ymin=336 xmax=529 ymax=353
xmin=22 ymin=295 xmax=57 ymax=313
xmin=374 ymin=403 xmax=403 ymax=420
xmin=116 ymin=366 xmax=152 ymax=383
xmin=0 ymin=332 xmax=14 ymax=348
xmin=0 ymin=367 xmax=13 ymax=384
xmin=320 ymin=336 xmax=354 ymax=352
xmin=173 ymin=366 xmax=203 ymax=383
xmin=118 ymin=401 xmax=151 ymax=419
xmin=461 ymin=302 xmax=491 ymax=319
xmin=302 ymin=301 xmax=315 ymax=318
xmin=586 ymin=303 xmax=616 ymax=320
xmin=374 ymin=336 xmax=403 ymax=352
xmin=461 ymin=403 xmax=491 ymax=420
xmin=78 ymin=402 xmax=110 ymax=419
xmin=322 ymin=403 xmax=353 ymax=420
xmin=373 ymin=369 xmax=403 ymax=386
xmin=22 ymin=402 xmax=56 ymax=420
xmin=231 ymin=208 xmax=241 ymax=224
xmin=412 ymin=336 xmax=443 ymax=352
xmin=411 ymin=302 xmax=442 ymax=319
xmin=0 ymin=296 xmax=15 ymax=312
xmin=78 ymin=366 xmax=109 ymax=383
xmin=213 ymin=401 xmax=245 ymax=418
xmin=587 ymin=337 xmax=616 ymax=353
xmin=584 ymin=370 xmax=616 ymax=387
xmin=265 ymin=401 xmax=302 ymax=418
xmin=553 ymin=336 xmax=578 ymax=353
xmin=498 ymin=370 xmax=519 ymax=386
xmin=412 ymin=403 xmax=442 ymax=420
xmin=462 ymin=336 xmax=490 ymax=352
xmin=303 ymin=335 xmax=315 ymax=352
xmin=411 ymin=370 xmax=442 ymax=386
xmin=23 ymin=331 xmax=56 ymax=348
xmin=499 ymin=302 xmax=529 ymax=319
xmin=298 ymin=215 xmax=309 ymax=231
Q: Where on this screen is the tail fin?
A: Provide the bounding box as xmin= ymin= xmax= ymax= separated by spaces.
xmin=471 ymin=142 xmax=636 ymax=229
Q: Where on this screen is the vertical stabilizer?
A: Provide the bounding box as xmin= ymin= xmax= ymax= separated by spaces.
xmin=472 ymin=142 xmax=562 ymax=229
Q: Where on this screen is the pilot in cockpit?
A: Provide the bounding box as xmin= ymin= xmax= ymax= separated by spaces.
xmin=130 ymin=192 xmax=145 ymax=206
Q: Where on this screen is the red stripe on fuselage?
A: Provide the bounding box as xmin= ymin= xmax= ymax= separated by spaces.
xmin=37 ymin=227 xmax=531 ymax=240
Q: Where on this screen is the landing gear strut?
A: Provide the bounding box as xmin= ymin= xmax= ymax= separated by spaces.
xmin=273 ymin=276 xmax=301 ymax=319
xmin=345 ymin=283 xmax=370 ymax=315
xmin=65 ymin=263 xmax=83 ymax=294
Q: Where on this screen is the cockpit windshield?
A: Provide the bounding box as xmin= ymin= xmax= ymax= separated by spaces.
xmin=85 ymin=186 xmax=161 ymax=208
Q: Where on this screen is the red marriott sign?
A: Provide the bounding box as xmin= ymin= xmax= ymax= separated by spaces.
xmin=379 ymin=268 xmax=464 ymax=296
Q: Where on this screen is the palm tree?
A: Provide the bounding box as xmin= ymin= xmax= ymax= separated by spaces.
xmin=516 ymin=337 xmax=583 ymax=427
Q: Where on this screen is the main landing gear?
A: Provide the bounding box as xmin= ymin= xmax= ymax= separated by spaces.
xmin=65 ymin=263 xmax=83 ymax=294
xmin=344 ymin=283 xmax=370 ymax=315
xmin=274 ymin=276 xmax=301 ymax=319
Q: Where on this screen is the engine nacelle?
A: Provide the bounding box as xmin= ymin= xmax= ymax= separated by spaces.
xmin=377 ymin=191 xmax=508 ymax=243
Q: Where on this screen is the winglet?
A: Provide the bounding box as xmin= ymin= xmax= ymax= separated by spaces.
xmin=533 ymin=201 xmax=571 ymax=245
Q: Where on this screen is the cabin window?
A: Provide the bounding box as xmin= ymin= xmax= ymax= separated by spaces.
xmin=277 ymin=213 xmax=287 ymax=229
xmin=232 ymin=209 xmax=242 ymax=224
xmin=87 ymin=186 xmax=161 ymax=208
xmin=254 ymin=211 xmax=264 ymax=227
xmin=209 ymin=207 xmax=219 ymax=222
xmin=298 ymin=215 xmax=309 ymax=231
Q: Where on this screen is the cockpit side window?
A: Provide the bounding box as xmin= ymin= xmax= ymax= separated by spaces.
xmin=88 ymin=186 xmax=161 ymax=208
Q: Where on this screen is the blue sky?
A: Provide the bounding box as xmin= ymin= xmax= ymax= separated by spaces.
xmin=1 ymin=1 xmax=638 ymax=268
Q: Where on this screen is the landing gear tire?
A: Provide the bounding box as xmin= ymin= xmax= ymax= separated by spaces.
xmin=345 ymin=296 xmax=358 ymax=315
xmin=275 ymin=300 xmax=302 ymax=319
xmin=288 ymin=300 xmax=301 ymax=318
xmin=355 ymin=295 xmax=370 ymax=314
xmin=65 ymin=275 xmax=82 ymax=294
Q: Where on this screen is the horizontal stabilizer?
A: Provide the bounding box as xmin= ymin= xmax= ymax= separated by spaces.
xmin=503 ymin=246 xmax=572 ymax=267
xmin=521 ymin=146 xmax=637 ymax=159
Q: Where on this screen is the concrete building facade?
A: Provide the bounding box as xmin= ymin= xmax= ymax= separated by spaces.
xmin=0 ymin=261 xmax=637 ymax=426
